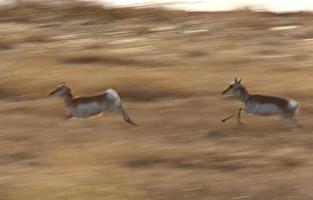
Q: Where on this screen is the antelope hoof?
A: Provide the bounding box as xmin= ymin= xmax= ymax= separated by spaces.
xmin=296 ymin=123 xmax=303 ymax=128
xmin=237 ymin=121 xmax=244 ymax=126
xmin=221 ymin=118 xmax=229 ymax=122
xmin=64 ymin=115 xmax=72 ymax=120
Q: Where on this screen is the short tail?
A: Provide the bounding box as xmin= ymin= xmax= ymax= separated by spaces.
xmin=287 ymin=99 xmax=299 ymax=115
xmin=121 ymin=105 xmax=137 ymax=126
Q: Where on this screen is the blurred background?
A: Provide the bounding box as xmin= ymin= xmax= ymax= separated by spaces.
xmin=1 ymin=0 xmax=313 ymax=199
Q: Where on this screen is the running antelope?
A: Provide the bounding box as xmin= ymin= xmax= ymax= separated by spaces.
xmin=222 ymin=78 xmax=300 ymax=126
xmin=49 ymin=83 xmax=137 ymax=126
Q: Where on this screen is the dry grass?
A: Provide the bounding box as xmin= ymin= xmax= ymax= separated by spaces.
xmin=1 ymin=1 xmax=313 ymax=200
xmin=0 ymin=1 xmax=188 ymax=23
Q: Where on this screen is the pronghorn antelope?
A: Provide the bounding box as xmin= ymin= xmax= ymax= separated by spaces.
xmin=49 ymin=83 xmax=137 ymax=126
xmin=222 ymin=78 xmax=300 ymax=126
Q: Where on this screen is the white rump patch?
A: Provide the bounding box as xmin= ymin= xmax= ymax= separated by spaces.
xmin=105 ymin=88 xmax=121 ymax=104
xmin=288 ymin=99 xmax=298 ymax=110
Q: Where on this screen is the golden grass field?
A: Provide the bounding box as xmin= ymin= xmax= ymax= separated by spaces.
xmin=1 ymin=1 xmax=313 ymax=199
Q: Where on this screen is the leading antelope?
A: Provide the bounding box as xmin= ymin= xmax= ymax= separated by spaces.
xmin=222 ymin=78 xmax=300 ymax=126
xmin=49 ymin=83 xmax=137 ymax=126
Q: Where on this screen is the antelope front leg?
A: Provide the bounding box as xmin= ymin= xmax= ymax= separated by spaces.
xmin=222 ymin=112 xmax=237 ymax=122
xmin=237 ymin=108 xmax=244 ymax=126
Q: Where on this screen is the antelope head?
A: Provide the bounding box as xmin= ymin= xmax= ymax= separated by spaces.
xmin=222 ymin=78 xmax=242 ymax=95
xmin=49 ymin=82 xmax=71 ymax=97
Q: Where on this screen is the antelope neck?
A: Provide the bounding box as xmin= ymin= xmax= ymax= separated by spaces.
xmin=61 ymin=91 xmax=74 ymax=106
xmin=236 ymin=86 xmax=250 ymax=102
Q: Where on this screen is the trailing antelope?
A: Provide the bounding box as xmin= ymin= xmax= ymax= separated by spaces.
xmin=49 ymin=83 xmax=137 ymax=126
xmin=222 ymin=78 xmax=300 ymax=126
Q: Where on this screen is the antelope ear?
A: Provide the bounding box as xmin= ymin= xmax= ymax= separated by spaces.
xmin=238 ymin=79 xmax=242 ymax=84
xmin=234 ymin=77 xmax=238 ymax=82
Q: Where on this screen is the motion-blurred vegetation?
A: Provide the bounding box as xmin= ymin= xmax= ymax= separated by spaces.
xmin=1 ymin=1 xmax=313 ymax=200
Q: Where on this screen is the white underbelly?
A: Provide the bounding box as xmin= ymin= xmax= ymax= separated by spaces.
xmin=73 ymin=103 xmax=103 ymax=117
xmin=247 ymin=103 xmax=281 ymax=115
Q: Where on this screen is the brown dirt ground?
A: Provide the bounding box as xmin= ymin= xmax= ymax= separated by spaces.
xmin=1 ymin=1 xmax=313 ymax=200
